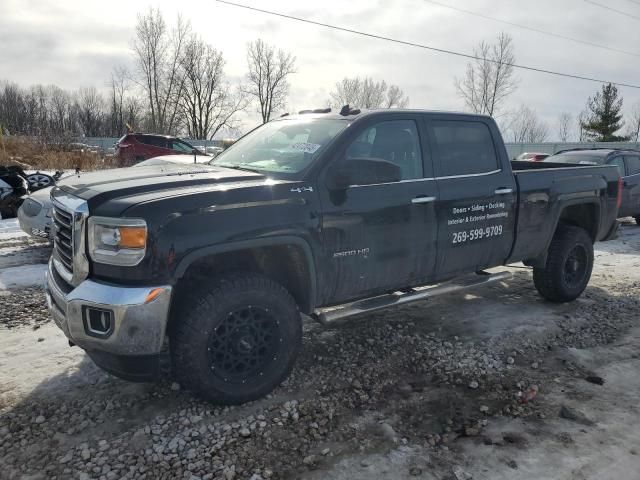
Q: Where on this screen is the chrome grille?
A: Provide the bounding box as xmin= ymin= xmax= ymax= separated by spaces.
xmin=52 ymin=204 xmax=74 ymax=274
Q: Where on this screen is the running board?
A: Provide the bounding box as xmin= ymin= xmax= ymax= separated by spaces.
xmin=312 ymin=271 xmax=512 ymax=325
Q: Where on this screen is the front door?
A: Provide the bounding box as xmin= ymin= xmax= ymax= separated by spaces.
xmin=426 ymin=117 xmax=517 ymax=279
xmin=319 ymin=117 xmax=439 ymax=304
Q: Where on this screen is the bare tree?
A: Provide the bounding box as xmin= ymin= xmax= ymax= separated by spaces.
xmin=245 ymin=39 xmax=296 ymax=123
xmin=508 ymin=105 xmax=549 ymax=143
xmin=455 ymin=32 xmax=517 ymax=117
xmin=48 ymin=85 xmax=72 ymax=135
xmin=108 ymin=67 xmax=134 ymax=136
xmin=178 ymin=36 xmax=247 ymax=139
xmin=557 ymin=112 xmax=573 ymax=142
xmin=386 ymin=84 xmax=409 ymax=108
xmin=329 ymin=77 xmax=409 ymax=109
xmin=625 ymin=101 xmax=640 ymax=142
xmin=124 ymin=96 xmax=144 ymax=132
xmin=577 ymin=110 xmax=591 ymax=142
xmin=75 ymin=87 xmax=105 ymax=137
xmin=132 ymin=8 xmax=190 ymax=134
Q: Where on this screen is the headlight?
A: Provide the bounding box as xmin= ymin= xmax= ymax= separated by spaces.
xmin=88 ymin=216 xmax=147 ymax=266
xmin=21 ymin=198 xmax=43 ymax=217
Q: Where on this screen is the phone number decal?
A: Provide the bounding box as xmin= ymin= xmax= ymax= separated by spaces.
xmin=452 ymin=225 xmax=503 ymax=244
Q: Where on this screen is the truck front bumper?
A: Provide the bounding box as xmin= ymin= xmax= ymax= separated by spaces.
xmin=44 ymin=258 xmax=172 ymax=381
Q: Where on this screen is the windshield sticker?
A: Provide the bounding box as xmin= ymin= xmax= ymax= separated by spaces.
xmin=291 ymin=142 xmax=322 ymax=154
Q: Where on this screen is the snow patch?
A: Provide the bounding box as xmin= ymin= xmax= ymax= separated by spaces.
xmin=0 ymin=263 xmax=47 ymax=289
xmin=0 ymin=218 xmax=27 ymax=240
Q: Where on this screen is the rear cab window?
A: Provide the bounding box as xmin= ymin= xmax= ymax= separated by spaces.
xmin=429 ymin=121 xmax=499 ymax=177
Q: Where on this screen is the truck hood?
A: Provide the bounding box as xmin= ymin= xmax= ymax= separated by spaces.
xmin=57 ymin=164 xmax=265 ymax=205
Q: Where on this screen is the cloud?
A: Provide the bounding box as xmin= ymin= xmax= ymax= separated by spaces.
xmin=2 ymin=0 xmax=639 ymax=137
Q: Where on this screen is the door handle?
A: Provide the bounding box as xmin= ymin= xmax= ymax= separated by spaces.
xmin=412 ymin=196 xmax=437 ymax=204
xmin=494 ymin=188 xmax=513 ymax=195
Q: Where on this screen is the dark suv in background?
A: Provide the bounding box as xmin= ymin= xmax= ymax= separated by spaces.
xmin=545 ymin=148 xmax=640 ymax=223
xmin=115 ymin=133 xmax=207 ymax=166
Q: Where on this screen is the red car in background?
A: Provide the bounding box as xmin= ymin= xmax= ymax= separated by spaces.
xmin=115 ymin=133 xmax=207 ymax=166
xmin=514 ymin=152 xmax=550 ymax=162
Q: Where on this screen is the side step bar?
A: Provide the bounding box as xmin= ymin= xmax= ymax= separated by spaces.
xmin=312 ymin=271 xmax=512 ymax=325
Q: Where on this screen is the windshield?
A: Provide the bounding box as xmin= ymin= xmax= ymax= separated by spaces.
xmin=211 ymin=118 xmax=348 ymax=174
xmin=544 ymin=153 xmax=605 ymax=165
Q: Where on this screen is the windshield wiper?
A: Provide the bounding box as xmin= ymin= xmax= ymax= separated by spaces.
xmin=214 ymin=163 xmax=262 ymax=173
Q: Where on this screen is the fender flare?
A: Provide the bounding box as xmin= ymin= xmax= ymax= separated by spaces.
xmin=524 ymin=198 xmax=600 ymax=268
xmin=173 ymin=235 xmax=318 ymax=312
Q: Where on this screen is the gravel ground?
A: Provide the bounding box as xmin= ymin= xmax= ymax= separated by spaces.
xmin=0 ymin=220 xmax=639 ymax=480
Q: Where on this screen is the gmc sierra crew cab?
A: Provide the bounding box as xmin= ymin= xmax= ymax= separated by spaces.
xmin=45 ymin=108 xmax=621 ymax=404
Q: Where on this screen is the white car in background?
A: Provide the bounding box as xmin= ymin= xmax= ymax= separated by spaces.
xmin=17 ymin=186 xmax=54 ymax=241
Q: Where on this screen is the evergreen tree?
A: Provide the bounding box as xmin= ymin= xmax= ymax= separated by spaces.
xmin=581 ymin=83 xmax=629 ymax=141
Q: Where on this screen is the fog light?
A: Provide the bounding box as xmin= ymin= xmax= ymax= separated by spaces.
xmin=82 ymin=307 xmax=114 ymax=338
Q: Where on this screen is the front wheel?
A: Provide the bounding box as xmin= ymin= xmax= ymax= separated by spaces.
xmin=170 ymin=272 xmax=302 ymax=404
xmin=533 ymin=225 xmax=594 ymax=303
xmin=26 ymin=172 xmax=54 ymax=191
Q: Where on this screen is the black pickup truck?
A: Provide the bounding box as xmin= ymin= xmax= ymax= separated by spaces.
xmin=45 ymin=108 xmax=621 ymax=403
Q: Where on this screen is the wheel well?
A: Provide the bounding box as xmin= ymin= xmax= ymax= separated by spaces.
xmin=523 ymin=203 xmax=598 ymax=269
xmin=558 ymin=203 xmax=599 ymax=241
xmin=176 ymin=245 xmax=314 ymax=313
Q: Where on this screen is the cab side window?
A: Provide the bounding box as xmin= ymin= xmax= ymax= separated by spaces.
xmin=345 ymin=120 xmax=423 ymax=180
xmin=139 ymin=136 xmax=168 ymax=148
xmin=608 ymin=157 xmax=626 ymax=176
xmin=170 ymin=140 xmax=195 ymax=153
xmin=625 ymin=155 xmax=640 ymax=175
xmin=430 ymin=121 xmax=499 ymax=177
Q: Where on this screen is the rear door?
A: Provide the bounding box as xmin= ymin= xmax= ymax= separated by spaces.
xmin=426 ymin=116 xmax=517 ymax=279
xmin=623 ymin=155 xmax=640 ymax=217
xmin=319 ymin=116 xmax=439 ymax=303
xmin=606 ymin=156 xmax=630 ymax=216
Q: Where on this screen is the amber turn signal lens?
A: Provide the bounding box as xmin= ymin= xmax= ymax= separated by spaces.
xmin=145 ymin=287 xmax=164 ymax=303
xmin=118 ymin=227 xmax=147 ymax=248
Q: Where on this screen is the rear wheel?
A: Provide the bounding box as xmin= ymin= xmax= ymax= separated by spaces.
xmin=533 ymin=225 xmax=594 ymax=303
xmin=170 ymin=272 xmax=302 ymax=404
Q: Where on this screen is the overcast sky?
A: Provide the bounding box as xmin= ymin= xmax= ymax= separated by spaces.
xmin=2 ymin=0 xmax=640 ymax=139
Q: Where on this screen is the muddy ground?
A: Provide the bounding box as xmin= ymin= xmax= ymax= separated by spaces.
xmin=0 ymin=218 xmax=639 ymax=480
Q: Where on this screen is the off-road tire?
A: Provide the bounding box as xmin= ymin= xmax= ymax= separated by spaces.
xmin=170 ymin=272 xmax=302 ymax=404
xmin=533 ymin=224 xmax=594 ymax=303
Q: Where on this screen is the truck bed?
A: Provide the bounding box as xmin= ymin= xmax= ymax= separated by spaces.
xmin=511 ymin=160 xmax=602 ymax=171
xmin=507 ymin=160 xmax=620 ymax=264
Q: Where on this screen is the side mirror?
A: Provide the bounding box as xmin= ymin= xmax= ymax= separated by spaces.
xmin=327 ymin=158 xmax=402 ymax=189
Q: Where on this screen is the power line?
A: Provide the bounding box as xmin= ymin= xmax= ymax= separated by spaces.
xmin=584 ymin=0 xmax=640 ymax=20
xmin=423 ymin=0 xmax=640 ymax=58
xmin=623 ymin=0 xmax=640 ymax=7
xmin=216 ymin=0 xmax=640 ymax=89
